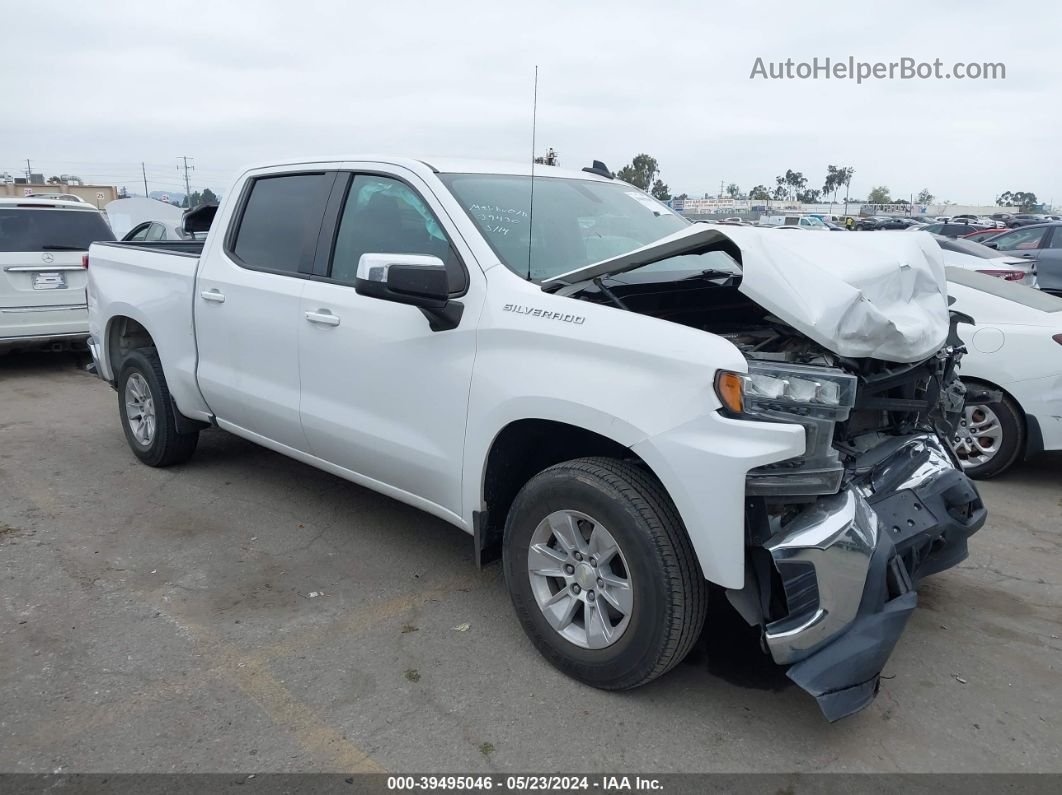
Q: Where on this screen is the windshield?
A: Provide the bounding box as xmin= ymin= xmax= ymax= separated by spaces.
xmin=801 ymin=216 xmax=827 ymax=227
xmin=0 ymin=208 xmax=114 ymax=252
xmin=439 ymin=174 xmax=689 ymax=281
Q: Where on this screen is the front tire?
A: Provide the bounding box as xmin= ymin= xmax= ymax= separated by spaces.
xmin=952 ymin=384 xmax=1024 ymax=479
xmin=503 ymin=457 xmax=707 ymax=690
xmin=117 ymin=348 xmax=198 ymax=467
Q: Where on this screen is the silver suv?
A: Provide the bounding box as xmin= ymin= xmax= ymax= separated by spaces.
xmin=0 ymin=197 xmax=114 ymax=352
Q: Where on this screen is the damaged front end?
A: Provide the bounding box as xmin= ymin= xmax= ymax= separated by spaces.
xmin=723 ymin=322 xmax=986 ymax=721
xmin=551 ymin=224 xmax=987 ymax=719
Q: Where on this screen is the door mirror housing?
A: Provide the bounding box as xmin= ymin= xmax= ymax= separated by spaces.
xmin=983 ymin=241 xmax=999 ymax=249
xmin=355 ymin=253 xmax=449 ymax=309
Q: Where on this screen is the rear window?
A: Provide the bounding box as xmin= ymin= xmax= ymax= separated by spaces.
xmin=0 ymin=207 xmax=115 ymax=252
xmin=230 ymin=173 xmax=333 ymax=274
xmin=946 ymin=266 xmax=1062 ymax=312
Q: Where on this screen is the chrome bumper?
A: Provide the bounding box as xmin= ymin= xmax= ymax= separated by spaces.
xmin=758 ymin=434 xmax=986 ymax=720
xmin=763 ymin=489 xmax=878 ymax=664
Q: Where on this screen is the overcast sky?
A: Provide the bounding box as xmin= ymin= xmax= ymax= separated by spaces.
xmin=3 ymin=0 xmax=1059 ymax=206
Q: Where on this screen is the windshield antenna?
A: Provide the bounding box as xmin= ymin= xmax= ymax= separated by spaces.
xmin=527 ymin=65 xmax=538 ymax=282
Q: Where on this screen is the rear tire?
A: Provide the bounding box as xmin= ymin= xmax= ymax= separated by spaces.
xmin=117 ymin=348 xmax=198 ymax=467
xmin=503 ymin=457 xmax=707 ymax=690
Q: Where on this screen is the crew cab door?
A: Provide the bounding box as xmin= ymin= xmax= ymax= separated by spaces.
xmin=297 ymin=169 xmax=480 ymax=517
xmin=195 ymin=170 xmax=335 ymax=451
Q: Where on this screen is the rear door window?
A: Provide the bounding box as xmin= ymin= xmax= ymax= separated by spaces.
xmin=0 ymin=208 xmax=115 ymax=251
xmin=229 ymin=173 xmax=333 ymax=275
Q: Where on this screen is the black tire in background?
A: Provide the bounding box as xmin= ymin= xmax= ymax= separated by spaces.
xmin=503 ymin=456 xmax=707 ymax=690
xmin=117 ymin=347 xmax=199 ymax=467
xmin=955 ymin=382 xmax=1025 ymax=479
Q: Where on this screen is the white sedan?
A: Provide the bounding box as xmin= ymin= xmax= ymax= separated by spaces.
xmin=948 ymin=267 xmax=1062 ymax=477
xmin=934 ymin=234 xmax=1036 ymax=287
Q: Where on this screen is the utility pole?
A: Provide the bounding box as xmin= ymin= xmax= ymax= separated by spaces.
xmin=141 ymin=162 xmax=149 ymax=198
xmin=719 ymin=179 xmax=725 ymax=198
xmin=177 ymin=156 xmax=194 ymax=204
xmin=25 ymin=159 xmax=32 ymax=182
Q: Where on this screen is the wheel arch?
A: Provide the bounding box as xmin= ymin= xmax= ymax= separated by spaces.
xmin=961 ymin=376 xmax=1033 ymax=459
xmin=105 ymin=313 xmax=156 ymax=382
xmin=473 ymin=417 xmax=666 ymax=566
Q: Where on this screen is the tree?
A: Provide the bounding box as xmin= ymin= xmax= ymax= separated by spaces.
xmin=998 ymin=190 xmax=1039 ymax=211
xmin=46 ymin=175 xmax=62 ymax=185
xmin=797 ymin=189 xmax=821 ymax=204
xmin=822 ymin=165 xmax=855 ymax=207
xmin=772 ymin=184 xmax=788 ymax=201
xmin=725 ymin=183 xmax=741 ymax=198
xmin=866 ymin=185 xmax=892 ymax=204
xmin=916 ymin=188 xmax=935 ymax=205
xmin=650 ymin=179 xmax=671 ymax=201
xmin=201 ymin=187 xmax=219 ymax=205
xmin=748 ymin=185 xmax=771 ymax=201
xmin=784 ymin=169 xmax=807 ymax=201
xmin=675 ymin=193 xmax=689 ymax=201
xmin=616 ymin=154 xmax=660 ymax=191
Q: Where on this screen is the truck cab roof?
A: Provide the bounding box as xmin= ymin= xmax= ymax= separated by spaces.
xmin=236 ymin=155 xmax=617 ymax=183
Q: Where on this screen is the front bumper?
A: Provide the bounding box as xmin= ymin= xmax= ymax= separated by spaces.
xmin=760 ymin=434 xmax=986 ymax=721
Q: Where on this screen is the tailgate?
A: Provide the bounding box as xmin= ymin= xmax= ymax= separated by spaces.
xmin=0 ymin=251 xmax=88 ymax=340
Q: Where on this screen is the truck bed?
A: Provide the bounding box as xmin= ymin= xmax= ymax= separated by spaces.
xmin=87 ymin=238 xmax=211 ymax=422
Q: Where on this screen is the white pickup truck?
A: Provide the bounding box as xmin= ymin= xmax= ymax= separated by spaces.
xmin=88 ymin=156 xmax=986 ymax=720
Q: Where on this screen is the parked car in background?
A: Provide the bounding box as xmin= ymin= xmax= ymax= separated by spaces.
xmin=947 ymin=268 xmax=1062 ymax=477
xmin=758 ymin=214 xmax=829 ymax=230
xmin=876 ymin=217 xmax=920 ymax=230
xmin=86 ymin=155 xmax=987 ymax=721
xmin=917 ymin=222 xmax=985 ymax=238
xmin=1009 ymin=214 xmax=1046 ymax=228
xmin=122 ymin=220 xmax=182 ymax=242
xmin=854 ymin=216 xmax=882 ymax=230
xmin=962 ymin=228 xmax=1006 ymax=244
xmin=1 ymin=197 xmax=114 ymax=352
xmin=932 ymin=234 xmax=1035 ymax=286
xmin=982 ymin=223 xmax=1062 ymax=294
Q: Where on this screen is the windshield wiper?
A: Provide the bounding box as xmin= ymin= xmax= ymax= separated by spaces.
xmin=683 ymin=268 xmax=740 ymax=281
xmin=40 ymin=244 xmax=88 ymax=251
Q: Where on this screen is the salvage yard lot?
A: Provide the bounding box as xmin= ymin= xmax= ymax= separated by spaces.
xmin=1 ymin=353 xmax=1060 ymax=773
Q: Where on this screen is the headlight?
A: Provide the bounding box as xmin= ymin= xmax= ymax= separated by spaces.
xmin=715 ymin=361 xmax=857 ymax=420
xmin=717 ymin=362 xmax=859 ymax=496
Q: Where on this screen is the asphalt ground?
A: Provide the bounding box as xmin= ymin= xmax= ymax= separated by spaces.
xmin=1 ymin=352 xmax=1059 ymax=773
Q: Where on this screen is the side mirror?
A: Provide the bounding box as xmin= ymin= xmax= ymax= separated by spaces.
xmin=355 ymin=253 xmax=449 ymax=309
xmin=983 ymin=241 xmax=999 ymax=249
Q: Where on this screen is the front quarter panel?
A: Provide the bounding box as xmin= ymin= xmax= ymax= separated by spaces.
xmin=464 ymin=269 xmax=805 ymax=588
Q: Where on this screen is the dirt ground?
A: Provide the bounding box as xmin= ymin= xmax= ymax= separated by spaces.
xmin=1 ymin=352 xmax=1059 ymax=773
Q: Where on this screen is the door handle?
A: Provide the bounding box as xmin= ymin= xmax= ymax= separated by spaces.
xmin=305 ymin=310 xmax=340 ymax=327
xmin=200 ymin=289 xmax=226 ymax=303
xmin=1019 ymin=252 xmax=1036 ymax=258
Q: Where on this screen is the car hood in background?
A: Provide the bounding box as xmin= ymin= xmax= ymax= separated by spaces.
xmin=102 ymin=197 xmax=184 ymax=239
xmin=545 ymin=224 xmax=950 ymax=364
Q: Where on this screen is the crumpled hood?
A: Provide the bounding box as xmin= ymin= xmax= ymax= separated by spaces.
xmin=545 ymin=225 xmax=950 ymax=363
